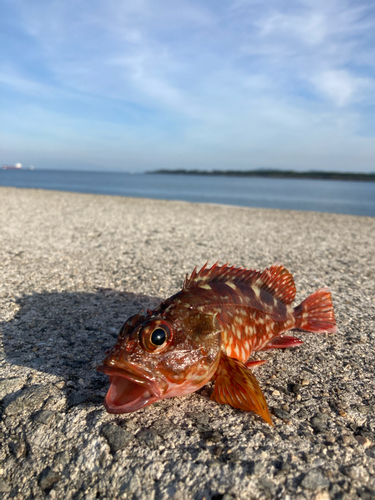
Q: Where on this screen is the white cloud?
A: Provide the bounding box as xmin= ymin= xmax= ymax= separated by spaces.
xmin=311 ymin=70 xmax=374 ymax=107
xmin=257 ymin=11 xmax=327 ymax=46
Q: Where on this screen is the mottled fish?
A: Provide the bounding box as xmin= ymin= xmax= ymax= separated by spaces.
xmin=97 ymin=263 xmax=336 ymax=424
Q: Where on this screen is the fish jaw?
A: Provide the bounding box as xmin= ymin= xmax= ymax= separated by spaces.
xmin=97 ymin=363 xmax=167 ymax=413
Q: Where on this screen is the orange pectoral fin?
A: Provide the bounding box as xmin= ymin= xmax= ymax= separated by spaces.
xmin=211 ymin=354 xmax=273 ymax=425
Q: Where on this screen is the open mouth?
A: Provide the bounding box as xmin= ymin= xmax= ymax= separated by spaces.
xmin=96 ymin=364 xmax=162 ymax=413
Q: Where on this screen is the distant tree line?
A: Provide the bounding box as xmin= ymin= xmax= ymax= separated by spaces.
xmin=149 ymin=168 xmax=375 ymax=182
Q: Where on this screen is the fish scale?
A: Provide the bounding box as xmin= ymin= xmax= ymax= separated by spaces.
xmin=98 ymin=262 xmax=336 ymax=425
xmin=191 ymin=279 xmax=296 ymax=359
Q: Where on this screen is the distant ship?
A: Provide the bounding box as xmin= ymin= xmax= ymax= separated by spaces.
xmin=2 ymin=163 xmax=22 ymax=170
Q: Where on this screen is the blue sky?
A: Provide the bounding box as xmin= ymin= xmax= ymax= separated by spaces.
xmin=1 ymin=0 xmax=375 ymax=172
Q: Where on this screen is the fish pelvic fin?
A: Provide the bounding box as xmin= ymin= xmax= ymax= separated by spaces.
xmin=211 ymin=353 xmax=273 ymax=425
xmin=294 ymin=287 xmax=337 ymax=334
xmin=260 ymin=335 xmax=303 ymax=350
xmin=245 ymin=359 xmax=267 ymax=368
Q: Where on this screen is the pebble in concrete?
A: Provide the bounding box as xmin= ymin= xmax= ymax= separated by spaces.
xmin=33 ymin=409 xmax=56 ymax=424
xmin=100 ymin=424 xmax=133 ymax=454
xmin=300 ymin=470 xmax=330 ymax=491
xmin=38 ymin=467 xmax=61 ymax=493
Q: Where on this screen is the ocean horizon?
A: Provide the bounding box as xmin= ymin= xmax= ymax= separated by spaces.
xmin=1 ymin=169 xmax=374 ymax=217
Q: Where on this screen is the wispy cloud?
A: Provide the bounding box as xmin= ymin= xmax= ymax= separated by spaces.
xmin=1 ymin=0 xmax=375 ymax=171
xmin=311 ymin=69 xmax=375 ymax=106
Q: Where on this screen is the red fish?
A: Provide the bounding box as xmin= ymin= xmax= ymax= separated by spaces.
xmin=97 ymin=263 xmax=336 ymax=424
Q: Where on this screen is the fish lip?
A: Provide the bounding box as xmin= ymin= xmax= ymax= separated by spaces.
xmin=96 ymin=361 xmax=166 ymax=413
xmin=97 ymin=362 xmax=165 ymax=396
xmin=97 ymin=364 xmax=153 ymax=389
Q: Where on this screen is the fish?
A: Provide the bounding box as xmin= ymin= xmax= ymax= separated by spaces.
xmin=97 ymin=263 xmax=336 ymax=424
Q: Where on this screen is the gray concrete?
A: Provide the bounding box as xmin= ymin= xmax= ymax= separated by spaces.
xmin=0 ymin=186 xmax=374 ymax=500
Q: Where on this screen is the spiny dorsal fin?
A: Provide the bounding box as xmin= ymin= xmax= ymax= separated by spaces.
xmin=254 ymin=263 xmax=296 ymax=305
xmin=183 ymin=262 xmax=260 ymax=289
xmin=184 ymin=262 xmax=296 ymax=305
xmin=211 ymin=353 xmax=273 ymax=425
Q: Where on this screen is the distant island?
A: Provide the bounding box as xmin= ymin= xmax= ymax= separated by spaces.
xmin=149 ymin=168 xmax=375 ymax=182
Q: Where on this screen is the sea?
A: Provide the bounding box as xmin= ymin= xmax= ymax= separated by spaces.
xmin=1 ymin=169 xmax=374 ymax=217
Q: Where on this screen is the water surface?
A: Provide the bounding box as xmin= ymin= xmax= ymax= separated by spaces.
xmin=1 ymin=169 xmax=374 ymax=216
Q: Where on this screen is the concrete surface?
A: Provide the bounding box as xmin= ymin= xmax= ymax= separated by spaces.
xmin=0 ymin=186 xmax=374 ymax=500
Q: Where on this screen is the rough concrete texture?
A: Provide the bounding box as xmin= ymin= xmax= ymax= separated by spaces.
xmin=0 ymin=186 xmax=374 ymax=500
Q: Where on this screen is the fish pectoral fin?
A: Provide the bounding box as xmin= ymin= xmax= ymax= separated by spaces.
xmin=260 ymin=335 xmax=303 ymax=351
xmin=211 ymin=354 xmax=273 ymax=425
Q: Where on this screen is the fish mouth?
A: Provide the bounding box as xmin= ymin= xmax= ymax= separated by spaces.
xmin=96 ymin=363 xmax=165 ymax=413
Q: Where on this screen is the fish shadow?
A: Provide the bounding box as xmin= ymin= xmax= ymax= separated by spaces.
xmin=1 ymin=288 xmax=162 ymax=408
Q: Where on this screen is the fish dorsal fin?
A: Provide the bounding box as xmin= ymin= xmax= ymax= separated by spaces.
xmin=211 ymin=353 xmax=272 ymax=425
xmin=253 ymin=263 xmax=296 ymax=305
xmin=183 ymin=262 xmax=261 ymax=289
xmin=184 ymin=262 xmax=296 ymax=305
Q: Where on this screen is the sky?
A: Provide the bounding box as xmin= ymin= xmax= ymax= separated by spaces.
xmin=1 ymin=0 xmax=375 ymax=172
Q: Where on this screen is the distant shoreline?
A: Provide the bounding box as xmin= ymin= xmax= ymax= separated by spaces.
xmin=149 ymin=168 xmax=375 ymax=182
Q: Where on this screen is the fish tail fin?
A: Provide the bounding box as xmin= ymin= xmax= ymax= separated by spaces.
xmin=294 ymin=287 xmax=337 ymax=334
xmin=211 ymin=353 xmax=273 ymax=425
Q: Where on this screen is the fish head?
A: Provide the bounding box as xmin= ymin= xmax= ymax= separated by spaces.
xmin=97 ymin=307 xmax=221 ymax=413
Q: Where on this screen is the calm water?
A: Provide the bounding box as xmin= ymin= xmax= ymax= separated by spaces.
xmin=1 ymin=169 xmax=374 ymax=216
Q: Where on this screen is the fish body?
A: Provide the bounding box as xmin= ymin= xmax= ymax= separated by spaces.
xmin=97 ymin=263 xmax=336 ymax=424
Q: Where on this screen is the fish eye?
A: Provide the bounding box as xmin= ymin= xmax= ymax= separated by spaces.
xmin=151 ymin=328 xmax=167 ymax=346
xmin=140 ymin=320 xmax=172 ymax=353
